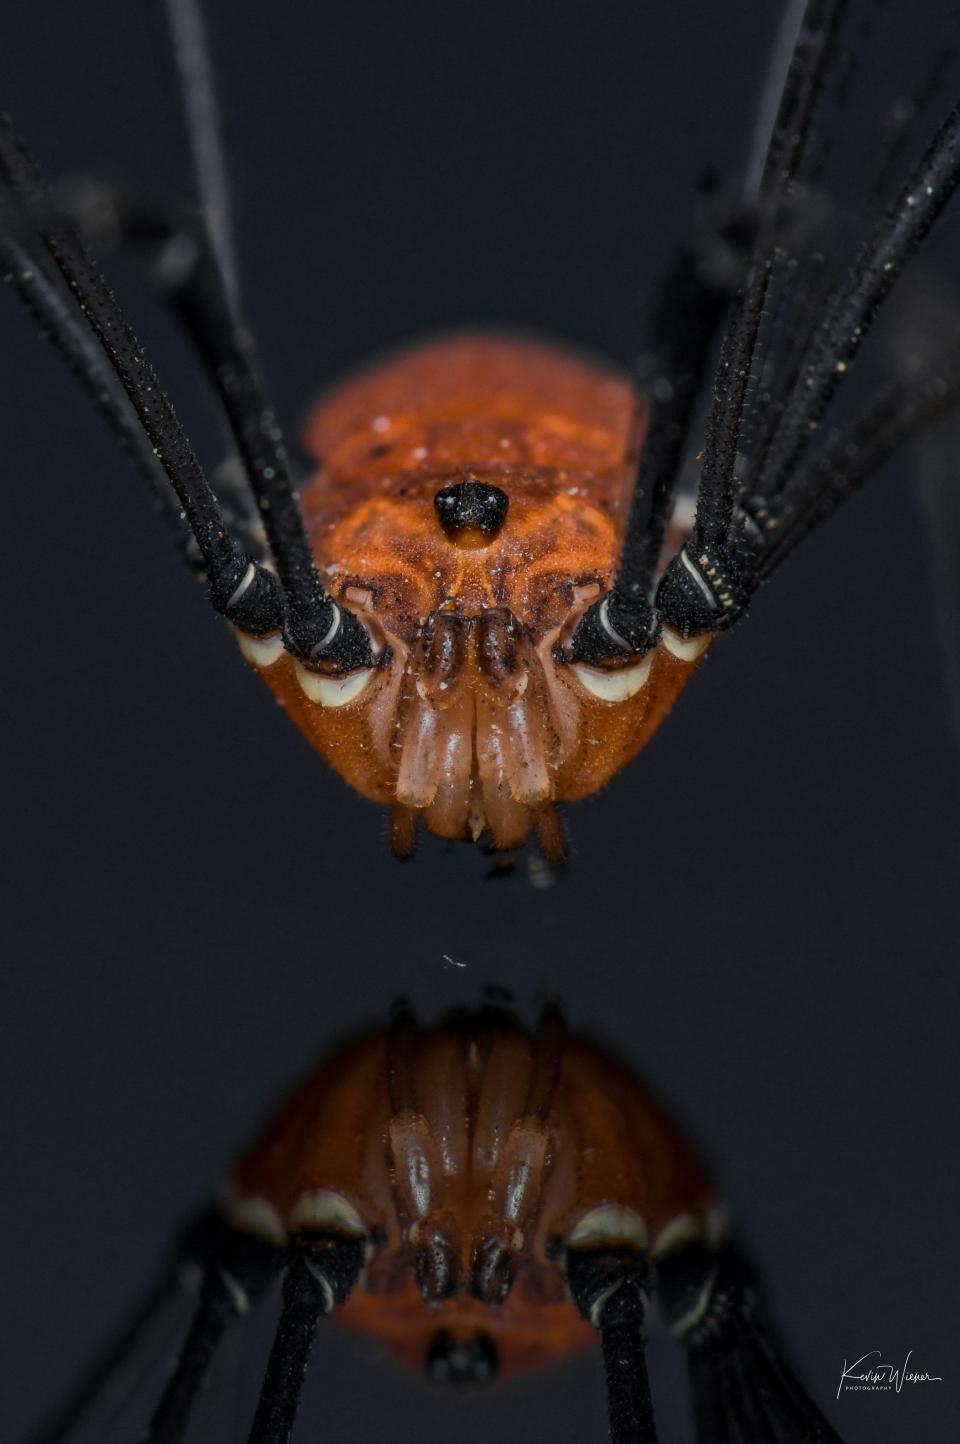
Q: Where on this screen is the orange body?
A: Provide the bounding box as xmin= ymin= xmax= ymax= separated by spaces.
xmin=229 ymin=1013 xmax=715 ymax=1380
xmin=236 ymin=335 xmax=711 ymax=851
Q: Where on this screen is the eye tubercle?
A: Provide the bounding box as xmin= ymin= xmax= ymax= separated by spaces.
xmin=434 ymin=480 xmax=509 ymax=547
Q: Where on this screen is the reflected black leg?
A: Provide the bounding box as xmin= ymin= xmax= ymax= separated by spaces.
xmin=20 ymin=1214 xmax=280 ymax=1444
xmin=657 ymin=1243 xmax=845 ymax=1444
xmin=24 ymin=1253 xmax=189 ymax=1444
xmin=145 ymin=1224 xmax=283 ymax=1444
xmin=565 ymin=1247 xmax=658 ymax=1444
xmin=248 ymin=1235 xmax=365 ymax=1444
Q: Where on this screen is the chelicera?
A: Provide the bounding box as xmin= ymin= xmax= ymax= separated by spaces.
xmin=2 ymin=0 xmax=960 ymax=859
xmin=26 ymin=1007 xmax=845 ymax=1444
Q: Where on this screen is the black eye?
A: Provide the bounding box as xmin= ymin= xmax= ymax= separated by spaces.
xmin=434 ymin=480 xmax=509 ymax=541
xmin=426 ymin=1329 xmax=500 ymax=1386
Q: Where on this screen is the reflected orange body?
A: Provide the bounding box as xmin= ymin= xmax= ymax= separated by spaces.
xmin=229 ymin=1014 xmax=715 ymax=1379
xmin=240 ymin=335 xmax=710 ymax=849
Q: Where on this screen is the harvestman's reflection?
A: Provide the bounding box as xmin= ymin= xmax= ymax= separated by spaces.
xmin=26 ymin=1006 xmax=844 ymax=1444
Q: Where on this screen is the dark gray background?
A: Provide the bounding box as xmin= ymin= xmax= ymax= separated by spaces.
xmin=2 ymin=2 xmax=958 ymax=1441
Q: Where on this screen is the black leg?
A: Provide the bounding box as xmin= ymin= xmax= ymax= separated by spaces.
xmin=0 ymin=122 xmax=373 ymax=670
xmin=695 ymin=0 xmax=845 ymax=567
xmin=749 ymin=102 xmax=960 ymax=532
xmin=565 ymin=1247 xmax=658 ymax=1444
xmin=0 ymin=218 xmax=199 ymax=576
xmin=19 ymin=1213 xmax=278 ymax=1444
xmin=248 ymin=1235 xmax=365 ymax=1444
xmin=657 ymin=1243 xmax=845 ymax=1444
xmin=567 ymin=220 xmax=735 ymax=663
xmin=145 ymin=1224 xmax=283 ymax=1444
xmin=159 ymin=0 xmax=370 ymax=670
xmin=0 ymin=119 xmax=282 ymax=638
xmin=99 ymin=191 xmax=372 ymax=669
xmin=756 ymin=352 xmax=960 ymax=578
xmin=570 ymin=1 xmax=846 ymax=662
xmin=652 ymin=0 xmax=847 ymax=640
xmin=686 ymin=0 xmax=845 ymax=573
xmin=162 ymin=0 xmax=242 ymax=316
xmin=656 ymin=67 xmax=960 ymax=636
xmin=23 ymin=1253 xmax=190 ymax=1444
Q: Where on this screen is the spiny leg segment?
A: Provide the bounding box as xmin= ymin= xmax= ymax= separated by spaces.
xmin=570 ymin=0 xmax=960 ymax=664
xmin=0 ymin=5 xmax=372 ymax=674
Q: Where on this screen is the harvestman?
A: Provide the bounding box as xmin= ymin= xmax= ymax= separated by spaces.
xmin=1 ymin=0 xmax=959 ymax=857
xmin=2 ymin=3 xmax=948 ymax=1442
